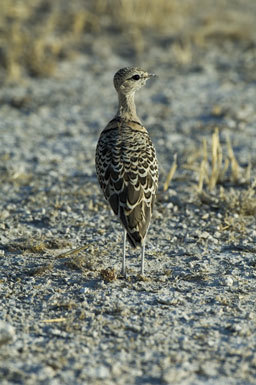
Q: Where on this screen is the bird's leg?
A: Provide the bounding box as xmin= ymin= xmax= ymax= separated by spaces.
xmin=122 ymin=229 xmax=127 ymax=277
xmin=141 ymin=242 xmax=145 ymax=276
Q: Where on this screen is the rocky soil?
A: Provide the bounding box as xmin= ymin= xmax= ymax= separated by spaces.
xmin=0 ymin=17 xmax=256 ymax=385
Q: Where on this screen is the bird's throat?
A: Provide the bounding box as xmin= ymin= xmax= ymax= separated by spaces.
xmin=116 ymin=93 xmax=141 ymax=123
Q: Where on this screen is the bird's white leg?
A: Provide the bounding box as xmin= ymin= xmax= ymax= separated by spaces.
xmin=141 ymin=242 xmax=145 ymax=275
xmin=122 ymin=229 xmax=127 ymax=277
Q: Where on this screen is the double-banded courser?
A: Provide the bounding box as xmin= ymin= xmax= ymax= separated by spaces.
xmin=95 ymin=67 xmax=158 ymax=276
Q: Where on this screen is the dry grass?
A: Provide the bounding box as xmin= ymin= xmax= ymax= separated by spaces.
xmin=6 ymin=237 xmax=72 ymax=253
xmin=198 ymin=179 xmax=256 ymax=241
xmin=219 ymin=181 xmax=256 ymax=217
xmin=163 ymin=153 xmax=177 ymax=192
xmin=0 ymin=0 xmax=255 ymax=82
xmin=219 ymin=181 xmax=256 ymax=240
xmin=184 ymin=128 xmax=255 ymax=230
xmin=186 ymin=127 xmax=251 ymax=193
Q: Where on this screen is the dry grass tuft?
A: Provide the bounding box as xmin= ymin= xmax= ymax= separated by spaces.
xmin=192 ymin=128 xmax=250 ymax=193
xmin=27 ymin=263 xmax=53 ymax=276
xmin=63 ymin=253 xmax=94 ymax=271
xmin=185 ymin=128 xmax=255 ymax=229
xmin=6 ymin=237 xmax=72 ymax=254
xmin=163 ymin=153 xmax=177 ymax=192
xmin=56 ymin=243 xmax=97 ymax=272
xmin=219 ymin=180 xmax=256 ymax=217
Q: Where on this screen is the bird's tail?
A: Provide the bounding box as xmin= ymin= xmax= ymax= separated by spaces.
xmin=126 ymin=231 xmax=143 ymax=248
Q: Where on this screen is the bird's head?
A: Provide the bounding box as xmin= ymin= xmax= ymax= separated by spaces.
xmin=113 ymin=67 xmax=155 ymax=95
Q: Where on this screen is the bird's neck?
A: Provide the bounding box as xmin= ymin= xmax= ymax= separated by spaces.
xmin=115 ymin=92 xmax=141 ymax=123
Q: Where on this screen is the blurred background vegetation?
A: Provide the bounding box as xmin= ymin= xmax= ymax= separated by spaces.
xmin=0 ymin=0 xmax=255 ymax=82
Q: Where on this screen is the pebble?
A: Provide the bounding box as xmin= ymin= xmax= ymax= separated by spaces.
xmin=0 ymin=321 xmax=15 ymax=346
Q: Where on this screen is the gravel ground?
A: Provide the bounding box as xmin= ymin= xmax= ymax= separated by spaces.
xmin=0 ymin=29 xmax=256 ymax=385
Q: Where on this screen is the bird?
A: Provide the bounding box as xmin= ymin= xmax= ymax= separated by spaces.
xmin=95 ymin=67 xmax=158 ymax=277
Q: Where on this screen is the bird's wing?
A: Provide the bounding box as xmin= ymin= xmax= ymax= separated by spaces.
xmin=95 ymin=118 xmax=158 ymax=247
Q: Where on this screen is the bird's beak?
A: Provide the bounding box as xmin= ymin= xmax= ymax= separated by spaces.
xmin=148 ymin=73 xmax=156 ymax=78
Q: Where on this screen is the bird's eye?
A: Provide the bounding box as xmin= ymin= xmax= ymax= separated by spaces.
xmin=132 ymin=74 xmax=140 ymax=80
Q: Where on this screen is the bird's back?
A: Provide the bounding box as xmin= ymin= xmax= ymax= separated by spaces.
xmin=95 ymin=118 xmax=158 ymax=247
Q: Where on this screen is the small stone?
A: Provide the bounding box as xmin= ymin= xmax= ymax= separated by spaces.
xmin=1 ymin=210 xmax=9 ymax=220
xmin=80 ymin=286 xmax=89 ymax=294
xmin=0 ymin=321 xmax=15 ymax=346
xmin=223 ymin=276 xmax=234 ymax=287
xmin=201 ymin=231 xmax=210 ymax=239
